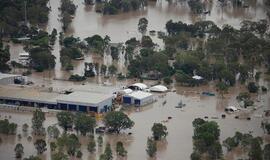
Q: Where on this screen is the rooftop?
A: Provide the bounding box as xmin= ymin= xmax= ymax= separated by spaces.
xmin=0 ymin=73 xmax=21 ymax=80
xmin=0 ymin=86 xmax=58 ymax=104
xmin=128 ymin=91 xmax=153 ymax=100
xmin=57 ymin=91 xmax=113 ymax=105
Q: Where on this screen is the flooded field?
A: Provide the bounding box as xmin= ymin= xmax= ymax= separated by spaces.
xmin=0 ymin=81 xmax=269 ymax=160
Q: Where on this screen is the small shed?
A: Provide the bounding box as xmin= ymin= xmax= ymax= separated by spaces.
xmin=123 ymin=91 xmax=153 ymax=106
xmin=149 ymin=85 xmax=168 ymax=92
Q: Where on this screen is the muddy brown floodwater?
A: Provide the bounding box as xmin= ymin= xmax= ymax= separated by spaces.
xmin=0 ymin=80 xmax=269 ymax=160
xmin=1 ymin=0 xmax=270 ymax=159
xmin=7 ymin=0 xmax=268 ymax=83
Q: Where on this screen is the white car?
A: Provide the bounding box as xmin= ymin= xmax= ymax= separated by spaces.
xmin=225 ymin=106 xmax=239 ymax=113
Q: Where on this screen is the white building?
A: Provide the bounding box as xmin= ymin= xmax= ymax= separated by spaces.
xmin=57 ymin=91 xmax=113 ymax=113
xmin=123 ymin=91 xmax=154 ymax=106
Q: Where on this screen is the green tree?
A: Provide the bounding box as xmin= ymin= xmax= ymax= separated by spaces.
xmin=190 ymin=151 xmax=201 ymax=160
xmin=103 ymin=111 xmax=134 ymax=133
xmin=146 ymin=138 xmax=157 ymax=157
xmin=0 ymin=119 xmax=17 ymax=135
xmin=138 ymin=17 xmax=148 ymax=34
xmin=108 ymin=65 xmax=117 ymax=75
xmin=163 ymin=77 xmax=173 ymax=85
xmin=151 ymin=123 xmax=168 ymax=140
xmin=0 ymin=44 xmax=10 ymax=72
xmin=223 ymin=137 xmax=239 ymax=151
xmin=56 ymin=111 xmax=74 ymax=132
xmin=87 ymin=137 xmax=96 ymax=153
xmin=76 ymin=150 xmax=83 ymax=159
xmin=14 ymin=143 xmax=24 ymax=158
xmin=103 ymin=143 xmax=113 ymax=160
xmin=32 ymin=109 xmax=46 ymax=135
xmin=101 ymin=64 xmax=107 ymax=75
xmin=98 ymin=135 xmax=103 ymax=147
xmin=249 ymin=138 xmax=263 ymax=160
xmin=247 ymin=82 xmax=259 ymax=93
xmin=34 ymin=139 xmax=47 ymax=154
xmin=47 ymin=126 xmax=60 ymax=139
xmin=116 ymin=141 xmax=127 ymax=157
xmin=110 ymin=46 xmax=119 ymax=60
xmin=29 ymin=47 xmax=56 ymax=72
xmin=216 ymin=82 xmax=229 ymax=97
xmin=263 ymin=144 xmax=270 ymax=160
xmin=74 ymin=113 xmax=96 ymax=136
xmin=141 ymin=36 xmax=154 ymax=48
xmin=23 ymin=155 xmax=42 ymax=160
xmin=51 ymin=151 xmax=68 ymax=160
xmin=50 ymin=142 xmax=57 ymax=152
xmin=66 ymin=134 xmax=81 ymax=156
xmin=22 ymin=123 xmax=29 ymax=132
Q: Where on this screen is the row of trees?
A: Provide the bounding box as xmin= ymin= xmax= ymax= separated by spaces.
xmin=14 ymin=110 xmax=134 ymax=159
xmin=223 ymin=132 xmax=270 ymax=160
xmin=92 ymin=0 xmax=147 ymax=15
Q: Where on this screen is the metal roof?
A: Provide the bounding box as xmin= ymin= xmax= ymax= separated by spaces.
xmin=127 ymin=91 xmax=153 ymax=100
xmin=0 ymin=73 xmax=21 ymax=80
xmin=57 ymin=91 xmax=113 ymax=105
xmin=0 ymin=86 xmax=58 ymax=104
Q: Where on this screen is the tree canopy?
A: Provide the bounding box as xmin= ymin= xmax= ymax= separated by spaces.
xmin=103 ymin=111 xmax=134 ymax=133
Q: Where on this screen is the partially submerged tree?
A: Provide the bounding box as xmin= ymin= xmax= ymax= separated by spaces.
xmin=47 ymin=125 xmax=60 ymax=139
xmin=138 ymin=17 xmax=148 ymax=35
xmin=103 ymin=111 xmax=134 ymax=133
xmin=146 ymin=138 xmax=157 ymax=157
xmin=34 ymin=139 xmax=47 ymax=154
xmin=116 ymin=141 xmax=127 ymax=157
xmin=32 ymin=109 xmax=46 ymax=135
xmin=56 ymin=111 xmax=74 ymax=132
xmin=14 ymin=143 xmax=24 ymax=158
xmin=151 ymin=123 xmax=168 ymax=140
xmin=74 ymin=113 xmax=96 ymax=136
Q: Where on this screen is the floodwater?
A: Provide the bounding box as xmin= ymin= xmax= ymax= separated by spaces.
xmin=0 ymin=80 xmax=269 ymax=160
xmin=2 ymin=0 xmax=270 ymax=159
xmin=7 ymin=0 xmax=268 ymax=83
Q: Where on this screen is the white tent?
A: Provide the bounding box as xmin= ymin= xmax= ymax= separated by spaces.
xmin=120 ymin=89 xmax=133 ymax=94
xmin=149 ymin=85 xmax=168 ymax=92
xmin=130 ymin=83 xmax=148 ymax=90
xmin=192 ymin=75 xmax=203 ymax=80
